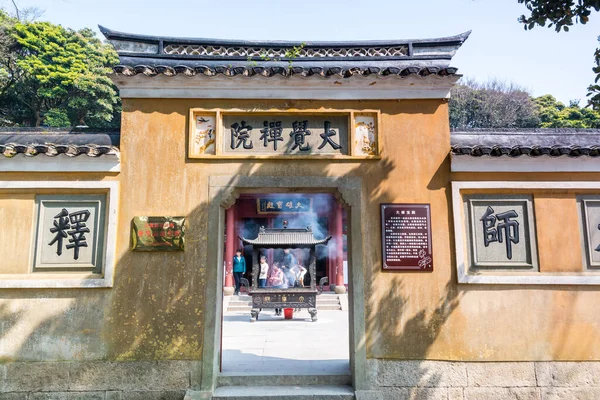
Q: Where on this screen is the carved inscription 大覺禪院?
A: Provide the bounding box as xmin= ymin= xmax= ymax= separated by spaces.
xmin=222 ymin=115 xmax=348 ymax=156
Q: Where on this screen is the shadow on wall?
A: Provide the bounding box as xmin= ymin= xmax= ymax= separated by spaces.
xmin=361 ymin=148 xmax=466 ymax=396
xmin=0 ymin=103 xmax=471 ymax=396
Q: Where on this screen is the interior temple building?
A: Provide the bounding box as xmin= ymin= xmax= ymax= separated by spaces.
xmin=223 ymin=193 xmax=348 ymax=295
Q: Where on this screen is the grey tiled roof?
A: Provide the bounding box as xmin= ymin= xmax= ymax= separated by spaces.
xmin=240 ymin=227 xmax=331 ymax=247
xmin=451 ymin=128 xmax=600 ymax=158
xmin=100 ymin=26 xmax=469 ymax=79
xmin=0 ymin=128 xmax=120 ymax=158
xmin=112 ymin=64 xmax=459 ymax=78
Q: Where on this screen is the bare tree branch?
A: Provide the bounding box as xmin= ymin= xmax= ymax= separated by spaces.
xmin=10 ymin=0 xmax=19 ymax=21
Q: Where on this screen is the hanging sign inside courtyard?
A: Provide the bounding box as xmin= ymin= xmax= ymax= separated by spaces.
xmin=131 ymin=216 xmax=186 ymax=251
xmin=189 ymin=109 xmax=379 ymax=159
xmin=257 ymin=197 xmax=313 ymax=214
xmin=381 ymin=203 xmax=433 ymax=271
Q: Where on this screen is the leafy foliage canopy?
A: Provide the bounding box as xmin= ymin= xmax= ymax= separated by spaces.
xmin=0 ymin=11 xmax=119 ymax=127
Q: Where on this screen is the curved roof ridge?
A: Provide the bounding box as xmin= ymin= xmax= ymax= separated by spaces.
xmin=99 ymin=25 xmax=471 ymax=48
xmin=101 ymin=26 xmax=470 ymax=79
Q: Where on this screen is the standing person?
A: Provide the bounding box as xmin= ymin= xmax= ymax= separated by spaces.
xmin=258 ymin=255 xmax=269 ymax=288
xmin=282 ymin=248 xmax=296 ymax=269
xmin=295 ymin=263 xmax=307 ymax=287
xmin=281 ymin=249 xmax=297 ymax=287
xmin=267 ymin=263 xmax=284 ymax=288
xmin=232 ymin=249 xmax=246 ymax=295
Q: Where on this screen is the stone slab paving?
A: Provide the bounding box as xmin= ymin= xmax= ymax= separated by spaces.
xmin=221 ymin=309 xmax=350 ymax=375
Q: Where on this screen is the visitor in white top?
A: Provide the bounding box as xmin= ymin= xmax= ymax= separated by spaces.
xmin=259 ymin=256 xmax=269 ymax=288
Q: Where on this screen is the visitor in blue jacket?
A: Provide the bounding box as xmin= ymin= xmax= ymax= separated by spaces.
xmin=232 ymin=249 xmax=246 ymax=295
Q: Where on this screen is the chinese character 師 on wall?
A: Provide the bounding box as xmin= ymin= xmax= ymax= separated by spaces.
xmin=465 ymin=195 xmax=538 ymax=270
xmin=33 ymin=195 xmax=107 ymax=272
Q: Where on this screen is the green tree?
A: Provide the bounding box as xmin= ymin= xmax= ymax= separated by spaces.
xmin=0 ymin=17 xmax=119 ymax=127
xmin=518 ymin=0 xmax=598 ymax=32
xmin=517 ymin=0 xmax=600 ymax=109
xmin=534 ymin=94 xmax=600 ymax=127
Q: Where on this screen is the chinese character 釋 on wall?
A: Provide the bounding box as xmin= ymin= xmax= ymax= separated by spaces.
xmin=465 ymin=195 xmax=538 ymax=270
xmin=33 ymin=195 xmax=106 ymax=271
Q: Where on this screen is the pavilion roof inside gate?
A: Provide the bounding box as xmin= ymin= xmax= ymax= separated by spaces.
xmin=240 ymin=227 xmax=332 ymax=247
xmin=100 ymin=26 xmax=470 ymax=79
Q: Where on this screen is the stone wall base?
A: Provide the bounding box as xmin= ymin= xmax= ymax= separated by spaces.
xmin=0 ymin=361 xmax=199 ymax=400
xmin=3 ymin=360 xmax=600 ymax=399
xmin=366 ymin=359 xmax=600 ymax=400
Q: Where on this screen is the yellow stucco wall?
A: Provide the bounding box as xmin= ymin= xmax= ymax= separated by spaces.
xmin=1 ymin=98 xmax=600 ymax=363
xmin=0 ymin=193 xmax=35 ymax=274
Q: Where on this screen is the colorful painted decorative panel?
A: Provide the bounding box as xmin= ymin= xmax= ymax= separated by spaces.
xmin=190 ymin=114 xmax=216 ymax=156
xmin=354 ymin=114 xmax=378 ymax=156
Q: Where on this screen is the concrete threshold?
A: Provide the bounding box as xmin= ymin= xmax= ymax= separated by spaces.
xmin=212 ymin=384 xmax=355 ymax=399
xmin=218 ymin=372 xmax=352 ymax=387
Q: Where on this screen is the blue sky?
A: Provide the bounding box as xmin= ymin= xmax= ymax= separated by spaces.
xmin=11 ymin=0 xmax=600 ymax=104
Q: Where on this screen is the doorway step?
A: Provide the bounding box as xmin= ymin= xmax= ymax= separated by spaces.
xmin=225 ymin=293 xmax=344 ymax=312
xmin=217 ymin=373 xmax=352 ymax=387
xmin=212 ymin=385 xmax=355 ymax=399
xmin=317 ymin=293 xmax=343 ymax=310
xmin=184 ymin=374 xmax=354 ymax=399
xmin=216 ymin=373 xmax=353 ymax=399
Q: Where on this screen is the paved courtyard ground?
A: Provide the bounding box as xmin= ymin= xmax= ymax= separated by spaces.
xmin=221 ymin=309 xmax=350 ymax=375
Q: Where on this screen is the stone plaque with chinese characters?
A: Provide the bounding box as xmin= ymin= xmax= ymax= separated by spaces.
xmin=222 ymin=114 xmax=348 ymax=156
xmin=578 ymin=196 xmax=600 ymax=268
xmin=33 ymin=195 xmax=106 ymax=272
xmin=465 ymin=195 xmax=538 ymax=269
xmin=380 ymin=204 xmax=433 ymax=271
xmin=131 ymin=216 xmax=185 ymax=251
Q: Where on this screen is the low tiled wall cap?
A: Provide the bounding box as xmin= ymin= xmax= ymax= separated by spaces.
xmin=0 ymin=143 xmax=118 ymax=158
xmin=451 ymin=145 xmax=600 ymax=158
xmin=112 ymin=64 xmax=460 ymax=78
xmin=451 ymin=128 xmax=600 ymax=158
